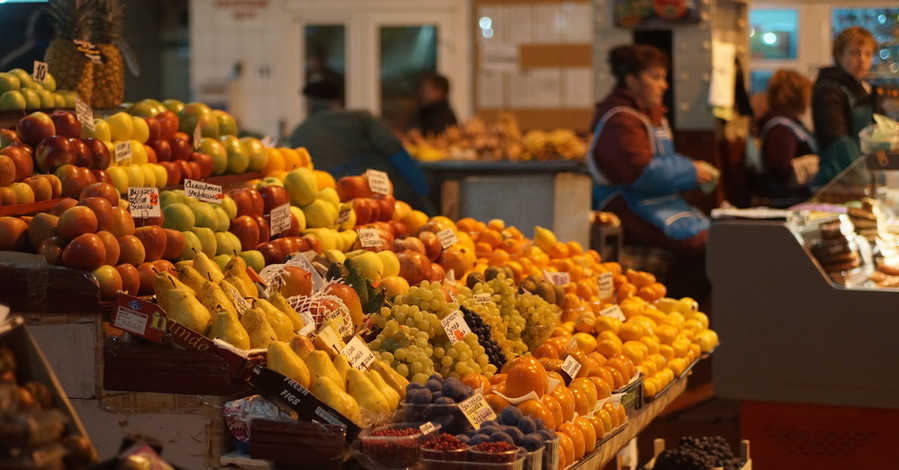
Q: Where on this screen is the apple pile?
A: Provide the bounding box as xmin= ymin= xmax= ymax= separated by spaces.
xmin=0 ymin=68 xmax=78 ymax=111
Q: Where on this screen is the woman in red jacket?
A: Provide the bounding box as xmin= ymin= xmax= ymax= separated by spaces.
xmin=588 ymin=44 xmax=717 ymax=258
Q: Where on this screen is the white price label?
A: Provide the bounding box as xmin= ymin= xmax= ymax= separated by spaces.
xmin=447 ymin=289 xmax=458 ymax=303
xmin=128 ymin=187 xmax=161 ymax=219
xmin=193 ymin=123 xmax=202 ymax=150
xmin=112 ymin=306 xmax=149 ymax=335
xmin=74 ymin=98 xmax=94 ymax=131
xmin=440 ymin=310 xmax=472 ymax=345
xmin=600 ymin=305 xmax=627 ymax=321
xmin=544 ymin=270 xmax=571 ymax=286
xmin=336 ymin=207 xmax=352 ymax=226
xmin=325 ymin=306 xmax=354 ymax=337
xmin=598 ymin=272 xmax=614 ymax=299
xmin=437 ymin=228 xmax=458 ymax=249
xmin=562 ymin=355 xmax=583 ymax=379
xmin=473 ymin=293 xmax=492 ymax=303
xmin=547 ymin=377 xmax=561 ymax=393
xmin=261 ymin=136 xmax=274 ymax=148
xmin=357 ymin=228 xmax=381 ymax=248
xmin=459 ymin=394 xmax=496 ymax=429
xmin=420 ymin=422 xmax=438 ymax=435
xmin=340 ymin=336 xmax=375 ymax=371
xmin=32 ymin=60 xmax=48 ymax=84
xmin=269 ymin=203 xmax=291 ymax=236
xmin=184 ymin=179 xmax=223 ymax=204
xmin=114 ymin=141 xmax=132 ymax=164
xmin=366 ymin=169 xmax=391 ymax=195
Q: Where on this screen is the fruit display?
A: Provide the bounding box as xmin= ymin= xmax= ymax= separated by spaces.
xmin=0 ymin=68 xmax=77 ymax=111
xmin=652 ymin=436 xmax=742 ymax=470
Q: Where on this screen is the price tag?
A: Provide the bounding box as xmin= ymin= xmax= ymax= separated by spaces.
xmin=598 ymin=272 xmax=614 ymax=299
xmin=193 ymin=123 xmax=202 ymax=150
xmin=419 ymin=421 xmax=438 ymax=435
xmin=340 ymin=336 xmax=375 ymax=371
xmin=440 ymin=310 xmax=472 ymax=345
xmin=74 ymin=97 xmax=94 ymax=131
xmin=447 ymin=290 xmax=458 ymax=303
xmin=561 ymin=355 xmax=582 ymax=380
xmin=32 ymin=60 xmax=48 ymax=84
xmin=437 ymin=228 xmax=458 ymax=249
xmin=324 ymin=306 xmax=354 ymax=338
xmin=72 ymin=39 xmax=102 ymax=64
xmin=184 ymin=179 xmax=223 ymax=204
xmin=366 ymin=169 xmax=391 ymax=195
xmin=473 ymin=293 xmax=492 ymax=303
xmin=112 ymin=294 xmax=167 ymax=343
xmin=128 ymin=187 xmax=161 ymax=219
xmin=357 ymin=228 xmax=381 ymax=248
xmin=600 ymin=305 xmax=627 ymax=321
xmin=269 ymin=203 xmax=291 ymax=236
xmin=459 ymin=394 xmax=496 ymax=429
xmin=336 ymin=207 xmax=352 ymax=226
xmin=114 ymin=140 xmax=132 ymax=164
xmin=544 ymin=270 xmax=571 ymax=286
xmin=547 ymin=377 xmax=561 ymax=393
xmin=261 ymin=136 xmax=274 ymax=148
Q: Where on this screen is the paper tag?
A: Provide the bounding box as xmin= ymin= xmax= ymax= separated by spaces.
xmin=128 ymin=187 xmax=161 ymax=219
xmin=459 ymin=394 xmax=496 ymax=429
xmin=32 ymin=60 xmax=48 ymax=84
xmin=261 ymin=136 xmax=274 ymax=148
xmin=336 ymin=207 xmax=352 ymax=226
xmin=600 ymin=305 xmax=626 ymax=321
xmin=419 ymin=421 xmax=438 ymax=435
xmin=74 ymin=98 xmax=94 ymax=131
xmin=473 ymin=293 xmax=492 ymax=303
xmin=544 ymin=270 xmax=571 ymax=286
xmin=72 ymin=39 xmax=102 ymax=64
xmin=193 ymin=123 xmax=202 ymax=150
xmin=561 ymin=355 xmax=582 ymax=380
xmin=598 ymin=272 xmax=614 ymax=299
xmin=184 ymin=179 xmax=223 ymax=204
xmin=112 ymin=294 xmax=167 ymax=343
xmin=115 ymin=140 xmax=133 ymax=164
xmin=324 ymin=305 xmax=353 ymax=338
xmin=357 ymin=228 xmax=381 ymax=248
xmin=547 ymin=377 xmax=561 ymax=393
xmin=269 ymin=203 xmax=291 ymax=236
xmin=447 ymin=290 xmax=458 ymax=303
xmin=340 ymin=336 xmax=375 ymax=371
xmin=366 ymin=169 xmax=391 ymax=195
xmin=435 ymin=229 xmax=457 ymax=250
xmin=440 ymin=310 xmax=472 ymax=345
xmin=610 ymin=393 xmax=623 ymax=406
xmin=314 ymin=325 xmax=344 ymax=356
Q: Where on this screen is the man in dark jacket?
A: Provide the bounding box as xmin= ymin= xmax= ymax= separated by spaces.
xmin=409 ymin=73 xmax=458 ymax=136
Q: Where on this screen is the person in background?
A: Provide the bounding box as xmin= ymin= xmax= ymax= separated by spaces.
xmin=409 ymin=73 xmax=458 ymax=136
xmin=812 ymin=26 xmax=880 ymax=186
xmin=756 ymin=69 xmax=819 ymax=202
xmin=289 ymin=78 xmax=433 ymax=213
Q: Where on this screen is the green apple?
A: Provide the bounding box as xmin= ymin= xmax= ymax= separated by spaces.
xmin=37 ymin=89 xmax=55 ymax=108
xmin=317 ymin=187 xmax=340 ymax=211
xmin=0 ymin=72 xmax=21 ymax=93
xmin=220 ymin=194 xmax=237 ymax=219
xmin=240 ymin=137 xmax=267 ymax=172
xmin=159 ymin=190 xmax=183 ymax=207
xmin=348 ymin=251 xmax=384 ymax=281
xmin=83 ymin=118 xmax=111 ymax=141
xmin=150 ymin=163 xmax=168 ymax=188
xmin=191 ymin=226 xmax=217 ymax=257
xmin=214 ymin=110 xmax=238 ymax=136
xmin=0 ymin=90 xmax=26 ymax=111
xmin=53 ymin=93 xmax=66 ymax=108
xmin=128 ymin=99 xmax=165 ymax=118
xmin=187 ymin=199 xmax=218 ymax=229
xmin=303 ymin=228 xmax=338 ymax=251
xmin=214 ymin=253 xmax=232 ymax=270
xmin=163 ymin=99 xmax=185 ymax=113
xmin=180 ymin=230 xmax=202 ymax=260
xmin=8 ymin=69 xmax=32 ymax=89
xmin=123 ymin=164 xmax=145 ymax=187
xmin=177 ymin=101 xmax=213 ymax=134
xmin=107 ymin=166 xmax=129 ymax=194
xmin=219 ymin=135 xmax=249 ymax=174
xmin=132 ymin=117 xmax=150 ymax=144
xmin=213 ymin=206 xmax=230 ymax=232
xmin=199 ymin=137 xmax=228 ymax=176
xmin=257 ymin=176 xmax=284 ymax=188
xmin=163 ymin=203 xmax=195 ymax=231
xmin=301 ymin=198 xmax=338 ymax=228
xmin=106 ymin=112 xmax=134 ymax=141
xmin=289 ymin=206 xmax=306 ymax=232
xmin=41 ymin=73 xmax=56 ymax=92
xmin=60 ymin=91 xmax=78 ymax=108
xmin=20 ymin=88 xmax=40 ymax=109
xmin=284 ymin=167 xmax=318 ymax=206
xmin=215 ymin=231 xmax=240 ymax=256
xmin=139 ymin=164 xmax=156 ymax=187
xmin=239 ymin=250 xmax=265 ymax=273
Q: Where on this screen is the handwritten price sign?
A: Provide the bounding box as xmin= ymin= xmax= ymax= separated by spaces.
xmin=440 ymin=310 xmax=472 ymax=345
xmin=459 ymin=394 xmax=496 ymax=428
xmin=340 ymin=336 xmax=375 ymax=371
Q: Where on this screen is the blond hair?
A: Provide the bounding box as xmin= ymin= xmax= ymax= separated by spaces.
xmin=832 ymin=26 xmax=876 ymax=62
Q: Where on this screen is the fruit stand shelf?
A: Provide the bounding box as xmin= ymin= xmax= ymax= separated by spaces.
xmin=0 ymin=197 xmax=66 ymax=217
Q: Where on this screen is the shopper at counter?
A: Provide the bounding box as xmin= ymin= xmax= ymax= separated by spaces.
xmin=409 ymin=73 xmax=458 ymax=136
xmin=812 ymin=26 xmax=879 ymax=185
xmin=288 ymin=78 xmax=432 ymax=211
xmin=756 ymin=69 xmax=819 ymax=202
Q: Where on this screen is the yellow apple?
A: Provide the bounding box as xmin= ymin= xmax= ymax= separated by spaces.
xmin=82 ymin=118 xmax=111 ymax=141
xmin=377 ymin=250 xmax=400 ymax=277
xmin=150 ymin=164 xmax=168 ymax=189
xmin=123 ymin=164 xmax=145 ymax=187
xmin=106 ymin=112 xmax=134 ymax=141
xmin=107 ymin=166 xmax=128 ymax=194
xmin=131 ymin=116 xmax=149 ymax=143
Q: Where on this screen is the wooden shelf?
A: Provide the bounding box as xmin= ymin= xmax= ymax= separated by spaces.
xmin=0 ymin=198 xmax=66 ymax=217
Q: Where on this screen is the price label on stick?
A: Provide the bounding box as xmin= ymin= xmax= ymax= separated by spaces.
xmin=115 ymin=141 xmax=132 ymax=165
xmin=269 ymin=203 xmax=291 ymax=236
xmin=340 ymin=336 xmax=375 ymax=371
xmin=366 ymin=169 xmax=391 ymax=195
xmin=544 ymin=270 xmax=570 ymax=286
xmin=74 ymin=98 xmax=94 ymax=131
xmin=561 ymin=355 xmax=583 ymax=380
xmin=357 ymin=228 xmax=381 ymax=248
xmin=32 ymin=61 xmax=48 ymax=84
xmin=184 ymin=179 xmax=223 ymax=204
xmin=193 ymin=123 xmax=202 ymax=150
xmin=473 ymin=293 xmax=492 ymax=303
xmin=600 ymin=305 xmax=626 ymax=321
xmin=598 ymin=272 xmax=614 ymax=299
xmin=420 ymin=422 xmax=438 ymax=435
xmin=459 ymin=394 xmax=496 ymax=429
xmin=336 ymin=207 xmax=352 ymax=226
xmin=440 ymin=310 xmax=472 ymax=345
xmin=128 ymin=187 xmax=161 ymax=219
xmin=437 ymin=229 xmax=458 ymax=249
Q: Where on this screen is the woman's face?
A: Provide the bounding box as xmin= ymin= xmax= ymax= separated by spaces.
xmin=627 ymin=66 xmax=668 ymax=109
xmin=837 ymin=42 xmax=875 ymax=81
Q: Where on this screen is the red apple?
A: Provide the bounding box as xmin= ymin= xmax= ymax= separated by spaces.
xmin=301 ymin=234 xmax=322 ymax=253
xmin=418 ymin=231 xmax=442 ymax=261
xmin=283 ymin=213 xmax=301 ymax=237
xmin=69 ymin=138 xmax=91 ymax=167
xmin=0 ymin=129 xmax=21 ymax=148
xmin=375 ymin=194 xmax=395 ymax=221
xmin=173 ymin=160 xmax=194 ymax=182
xmin=388 ymin=220 xmax=408 ymax=238
xmin=428 ymin=262 xmax=445 ymax=282
xmin=0 ymin=146 xmax=33 ymax=182
xmin=136 ymin=261 xmax=157 ymax=295
xmin=253 ymin=215 xmax=271 ymax=243
xmin=158 ymin=161 xmax=182 ymax=186
xmin=259 ymin=185 xmax=290 ymax=214
xmin=0 ymin=217 xmax=29 ymax=251
xmin=109 ymin=206 xmax=136 ymax=237
xmin=255 ymin=242 xmax=284 ymax=266
xmin=23 ymin=176 xmax=53 ymax=202
xmin=393 ymin=235 xmax=426 ymax=254
xmin=16 ymin=111 xmax=56 ymax=147
xmin=80 ymin=182 xmax=119 ymax=206
xmin=152 ymin=259 xmax=176 ymax=275
xmin=0 ymin=155 xmax=14 ymax=187
xmin=162 ymin=229 xmax=185 ymax=260
xmin=155 ymin=111 xmax=178 ymax=141
xmin=352 ymin=198 xmax=379 ymax=226
xmin=144 ymin=117 xmax=161 ymax=143
xmin=91 ymin=265 xmax=123 ymax=300
xmin=117 ymin=234 xmax=146 ymax=266
xmin=170 ymin=136 xmax=192 ymax=161
xmin=272 ymin=237 xmax=298 ymax=258
xmin=115 ymin=263 xmax=140 ymax=295
xmin=37 ymin=236 xmax=66 ymax=264
xmin=57 ymin=205 xmax=98 ymax=240
xmin=90 ymin=169 xmax=112 ymax=185
xmin=189 ymin=152 xmax=213 ymax=178
xmin=56 ymin=164 xmax=95 ymax=199
xmin=61 ymin=233 xmax=106 ymax=271
xmin=35 ymin=135 xmax=75 ymax=173
xmin=151 ymin=139 xmax=172 ymax=162
xmin=336 ymin=175 xmax=372 ymax=201
xmin=134 ymin=225 xmax=167 ymax=262
xmin=397 ymin=250 xmax=432 ymax=286
xmin=229 ymin=215 xmax=260 ymax=251
xmin=50 ymin=110 xmax=82 ymax=139
xmin=76 ymin=197 xmax=114 ymax=232
xmin=96 ymin=230 xmax=120 ymax=265
xmin=83 ymin=138 xmax=112 ymax=170
xmin=50 ymin=198 xmax=78 ymax=216
xmin=144 ymin=144 xmax=157 ymax=164
xmin=0 ymin=187 xmax=15 ymax=206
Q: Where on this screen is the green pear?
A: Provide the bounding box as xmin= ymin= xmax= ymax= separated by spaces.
xmin=268 ymin=292 xmax=304 ymax=331
xmin=180 ymin=231 xmax=203 ymax=260
xmin=312 ymin=376 xmax=361 ymax=425
xmin=304 ymin=350 xmax=345 ymax=393
xmin=193 ymin=250 xmax=224 ymax=283
xmin=267 ymin=341 xmax=310 ymax=388
xmin=153 ymin=271 xmax=193 ymax=312
xmin=213 ymin=206 xmax=231 ymax=232
xmin=365 ymin=369 xmax=400 ymax=409
xmin=191 ymin=226 xmax=218 ymax=257
xmin=166 ymin=286 xmax=212 ymax=334
xmin=187 ymin=200 xmax=219 ymax=230
xmin=346 ymin=368 xmax=392 ymax=415
xmin=255 ymin=299 xmax=295 ymax=341
xmin=208 ymin=307 xmax=250 ymax=350
xmin=240 ymin=306 xmax=276 ymax=349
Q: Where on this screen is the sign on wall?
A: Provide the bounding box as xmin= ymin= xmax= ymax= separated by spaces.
xmin=613 ymin=0 xmax=701 ymax=28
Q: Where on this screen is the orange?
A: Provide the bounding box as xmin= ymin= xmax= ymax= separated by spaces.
xmin=547 ymin=241 xmax=570 ymax=259
xmin=400 ymin=210 xmax=428 ymax=233
xmin=570 ymin=386 xmax=589 ymax=416
xmin=605 ymin=366 xmax=626 ymax=390
xmin=658 ymin=344 xmax=675 ymax=360
xmin=313 ymin=169 xmax=336 ymax=190
xmin=550 ymin=384 xmax=576 ymax=423
xmin=569 ymin=377 xmax=599 ymax=412
xmin=533 ymin=341 xmax=560 ymax=360
xmin=517 ymin=399 xmax=555 ymax=430
xmin=488 ymin=249 xmax=510 ymax=266
xmin=541 ymin=394 xmax=564 ymax=430
xmin=594 ymin=315 xmax=621 ymax=335
xmin=573 ymin=416 xmax=597 ymax=452
xmin=279 ymin=147 xmax=301 ymax=170
xmin=293 ymin=147 xmax=312 ymax=168
xmin=596 ymin=337 xmax=622 ymax=357
xmin=618 ymin=322 xmax=645 ymax=342
xmin=566 ymin=240 xmax=584 ymax=255
xmin=596 ymin=408 xmax=613 ymax=433
xmin=571 ymin=332 xmax=597 ymax=354
xmin=621 ymin=340 xmax=648 ymax=364
xmin=476 ymin=229 xmax=503 ymax=248
xmin=261 ymin=147 xmax=284 ymax=175
xmin=455 ymin=217 xmax=480 ymax=233
xmin=574 ymin=314 xmax=596 ymax=334
xmin=504 ymin=356 xmax=548 ymax=398
xmin=557 ymin=431 xmax=574 ymax=468
xmin=615 ymin=403 xmax=628 ymax=424
xmin=483 ymin=392 xmax=511 ymax=414
xmin=643 ymin=376 xmax=659 ymax=398
xmin=558 ymin=422 xmax=585 ymax=460
xmin=586 ymin=414 xmax=606 ymax=441
xmin=460 ymin=373 xmax=490 ymax=391
xmin=587 ymin=351 xmax=607 ymax=368
xmin=589 ymin=376 xmax=612 ymax=400
xmin=603 ymin=402 xmax=621 ymax=428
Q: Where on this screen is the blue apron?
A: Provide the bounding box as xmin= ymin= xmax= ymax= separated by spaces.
xmin=587 ymin=106 xmax=709 ymax=240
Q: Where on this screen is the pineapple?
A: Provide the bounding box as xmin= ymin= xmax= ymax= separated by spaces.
xmin=44 ymin=0 xmax=94 ymax=105
xmin=91 ymin=0 xmax=125 ymax=108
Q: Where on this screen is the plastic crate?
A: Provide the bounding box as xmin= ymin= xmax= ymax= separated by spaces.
xmin=639 ymin=437 xmax=751 ymax=470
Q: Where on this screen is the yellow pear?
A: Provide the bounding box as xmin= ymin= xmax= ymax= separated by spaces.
xmin=193 ymin=250 xmax=224 ymax=283
xmin=312 ymin=376 xmax=362 ymax=425
xmin=176 ymin=265 xmax=208 ymax=293
xmin=223 ymin=256 xmax=257 ymax=298
xmin=219 ymin=279 xmax=250 ymax=315
xmin=304 ymin=350 xmax=346 ymax=392
xmin=332 ymin=355 xmax=351 ymax=381
xmin=267 ymin=341 xmax=310 ymax=388
xmin=255 ymin=299 xmax=295 ymax=341
xmin=288 ymin=335 xmax=315 ymax=359
xmin=346 ymin=368 xmax=391 ymax=415
xmin=370 ymin=359 xmax=409 ymax=397
xmin=268 ymin=292 xmax=305 ymax=331
xmin=240 ymin=306 xmax=276 ymax=349
xmin=208 ymin=307 xmax=250 ymax=350
xmin=197 ymin=279 xmax=238 ymax=318
xmin=154 ymin=271 xmax=193 ymax=312
xmin=166 ymin=286 xmax=212 ymax=334
xmin=364 ymin=369 xmax=400 ymax=409
xmin=533 ymin=225 xmax=557 ymax=252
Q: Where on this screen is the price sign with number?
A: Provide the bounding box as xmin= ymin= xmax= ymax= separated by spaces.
xmin=128 ymin=187 xmax=161 ymax=219
xmin=32 ymin=61 xmax=48 ymax=84
xmin=544 ymin=270 xmax=571 ymax=286
xmin=459 ymin=394 xmax=496 ymax=428
xmin=269 ymin=204 xmax=291 ymax=236
xmin=74 ymin=98 xmax=94 ymax=131
xmin=340 ymin=336 xmax=375 ymax=371
xmin=115 ymin=141 xmax=132 ymax=164
xmin=419 ymin=422 xmax=438 ymax=435
xmin=600 ymin=305 xmax=626 ymax=321
xmin=184 ymin=179 xmax=223 ymax=204
xmin=440 ymin=310 xmax=472 ymax=345
xmin=437 ymin=228 xmax=458 ymax=249
xmin=598 ymin=272 xmax=614 ymax=299
xmin=193 ymin=123 xmax=202 ymax=150
xmin=561 ymin=355 xmax=583 ymax=380
xmin=366 ymin=169 xmax=391 ymax=195
xmin=357 ymin=228 xmax=382 ymax=248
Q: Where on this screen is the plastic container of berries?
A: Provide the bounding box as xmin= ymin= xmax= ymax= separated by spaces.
xmin=359 ymin=422 xmax=440 ymax=469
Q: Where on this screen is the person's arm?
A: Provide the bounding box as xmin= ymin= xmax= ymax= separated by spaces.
xmin=761 ymin=125 xmax=799 ymax=184
xmin=358 ymin=111 xmax=404 ymax=155
xmin=813 ymin=83 xmax=850 ymax=150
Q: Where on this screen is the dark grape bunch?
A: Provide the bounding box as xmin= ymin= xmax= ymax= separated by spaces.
xmin=460 ymin=305 xmax=507 ymax=368
xmin=653 ymin=436 xmax=741 ymax=470
xmin=399 ymin=374 xmax=475 ymax=434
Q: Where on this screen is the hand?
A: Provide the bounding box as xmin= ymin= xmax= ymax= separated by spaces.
xmin=694 ymin=161 xmax=717 ymax=184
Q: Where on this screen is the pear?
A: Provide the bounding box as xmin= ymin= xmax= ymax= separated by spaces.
xmin=267 ymin=341 xmax=311 ymax=388
xmin=208 ymin=307 xmax=250 ymax=350
xmin=255 ymin=299 xmax=295 ymax=341
xmin=220 ymin=279 xmax=251 ymax=315
xmin=193 ymin=250 xmax=224 ymax=283
xmin=364 ymin=369 xmax=400 ymax=409
xmin=268 ymin=292 xmax=305 ymax=331
xmin=332 ymin=354 xmax=351 ymax=381
xmin=198 ymin=279 xmax=238 ymax=318
xmin=223 ymin=256 xmax=257 ymax=298
xmin=312 ymin=376 xmax=361 ymax=425
xmin=289 ymin=335 xmax=315 ymax=359
xmin=304 ymin=350 xmax=346 ymax=392
xmin=166 ymin=286 xmax=212 ymax=334
xmin=177 ymin=265 xmax=208 ymax=293
xmin=154 ymin=271 xmax=193 ymax=312
xmin=346 ymin=368 xmax=391 ymax=415
xmin=370 ymin=359 xmax=409 ymax=397
xmin=175 ymin=260 xmax=193 ymax=270
xmin=240 ymin=306 xmax=277 ymax=349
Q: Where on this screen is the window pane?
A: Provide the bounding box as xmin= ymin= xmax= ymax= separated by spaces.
xmin=749 ymin=9 xmax=798 ymax=60
xmin=833 ymin=8 xmax=899 ymax=78
xmin=750 ymin=70 xmax=774 ymax=96
xmin=380 ymin=26 xmax=438 ymax=130
xmin=305 ymin=25 xmax=346 ymax=102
